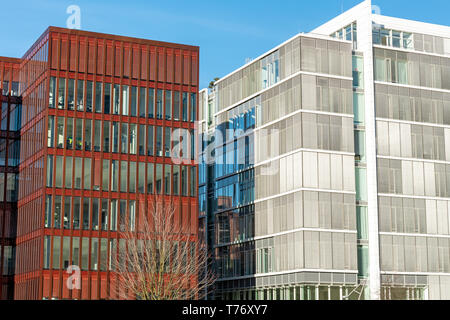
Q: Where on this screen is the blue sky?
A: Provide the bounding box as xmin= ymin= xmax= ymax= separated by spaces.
xmin=0 ymin=0 xmax=448 ymax=89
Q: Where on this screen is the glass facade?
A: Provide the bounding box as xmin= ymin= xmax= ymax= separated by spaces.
xmin=202 ymin=35 xmax=359 ymax=300
xmin=202 ymin=10 xmax=450 ymax=300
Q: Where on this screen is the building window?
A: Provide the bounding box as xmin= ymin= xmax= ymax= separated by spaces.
xmin=101 ymin=199 xmax=109 ymax=231
xmin=155 ymin=163 xmax=162 ymax=194
xmin=113 ymin=84 xmax=120 ymax=115
xmin=44 ymin=236 xmax=51 ymax=269
xmin=75 ymin=118 xmax=83 ymax=150
xmin=139 ymin=124 xmax=146 ymax=156
xmin=82 ymin=198 xmax=90 ymax=230
xmin=95 ymin=82 xmax=102 ymax=113
xmin=190 ymin=93 xmax=196 ymax=122
xmin=52 ymin=236 xmax=61 ymax=269
xmin=112 ymin=122 xmax=119 ymax=153
xmin=65 ymin=156 xmax=73 ymax=189
xmin=181 ymin=166 xmax=188 ymax=196
xmin=84 ymin=158 xmax=91 ymax=190
xmin=73 ymin=197 xmax=81 ymax=230
xmin=55 ymin=156 xmax=63 ymax=188
xmin=148 ymin=88 xmax=154 ymax=118
xmin=46 ymin=155 xmax=53 ymax=187
xmin=139 ymin=87 xmax=146 ymax=117
xmin=63 ymin=237 xmax=71 ymax=269
xmin=77 ymin=80 xmax=84 ymax=111
xmin=128 ymin=201 xmax=136 ymax=232
xmin=66 ymin=118 xmax=73 ymax=149
xmin=173 ymin=91 xmax=180 ymax=121
xmin=173 ymin=165 xmax=180 ymax=196
xmin=45 ymin=195 xmax=52 ymax=228
xmin=102 ymin=121 xmax=110 ymax=152
xmin=165 ymin=90 xmax=172 ymax=120
xmin=58 ymin=78 xmax=66 ymax=109
xmin=49 ymin=77 xmax=56 ymax=108
xmin=54 ymin=196 xmax=62 ymax=229
xmin=130 ymin=86 xmax=137 ymax=117
xmin=129 ymin=162 xmax=136 ymax=193
xmin=102 ymin=160 xmax=110 ymax=191
xmin=104 ymin=83 xmax=111 ymax=114
xmin=147 ymin=125 xmax=154 ymax=156
xmin=74 ymin=157 xmax=82 ymax=189
xmin=91 ymin=238 xmax=98 ymax=271
xmin=138 ymin=163 xmax=145 ymax=193
xmin=86 ymin=81 xmax=93 ymax=112
xmin=182 ymin=92 xmax=188 ymax=121
xmin=48 ymin=115 xmax=55 ymax=147
xmin=352 ymin=56 xmax=364 ymax=88
xmin=354 ymin=130 xmax=366 ymax=162
xmin=111 ymin=160 xmax=119 ymax=192
xmin=64 ymin=196 xmax=71 ymax=229
xmin=68 ymin=79 xmax=75 ymax=110
xmin=164 ymin=164 xmax=171 ymax=195
xmin=147 ymin=163 xmax=154 ymax=194
xmin=156 ymin=126 xmax=163 ymax=156
xmin=81 ymin=237 xmax=89 ymax=270
xmin=121 ymin=123 xmax=128 ymax=154
xmin=392 ymin=31 xmax=401 ymax=48
xmin=165 ymin=127 xmax=171 ymax=157
xmin=129 ymin=124 xmax=137 ymax=155
xmin=120 ymin=161 xmax=128 ymax=192
xmin=156 ymin=89 xmax=163 ymax=119
xmin=122 ymin=85 xmax=129 ymax=116
xmin=85 ymin=120 xmax=92 ymax=151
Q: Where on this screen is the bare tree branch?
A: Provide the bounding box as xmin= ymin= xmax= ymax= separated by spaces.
xmin=109 ymin=197 xmax=215 ymax=300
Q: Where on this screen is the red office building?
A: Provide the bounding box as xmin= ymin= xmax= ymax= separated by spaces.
xmin=0 ymin=57 xmax=21 ymax=299
xmin=0 ymin=27 xmax=199 ymax=300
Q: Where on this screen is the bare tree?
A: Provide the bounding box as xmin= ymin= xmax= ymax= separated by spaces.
xmin=110 ymin=198 xmax=215 ymax=300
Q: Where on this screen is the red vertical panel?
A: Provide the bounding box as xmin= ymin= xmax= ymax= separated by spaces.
xmin=51 ymin=38 xmax=59 ymax=69
xmin=175 ymin=53 xmax=181 ymax=84
xmin=97 ymin=42 xmax=104 ymax=75
xmin=69 ymin=40 xmax=77 ymax=72
xmin=183 ymin=54 xmax=190 ymax=85
xmin=109 ymin=276 xmax=117 ymax=300
xmin=157 ymin=50 xmax=164 ymax=82
xmin=114 ymin=46 xmax=121 ymax=77
xmin=123 ymin=46 xmax=131 ymax=78
xmin=52 ymin=275 xmax=60 ymax=298
xmin=166 ymin=51 xmax=173 ymax=83
xmin=79 ymin=40 xmax=87 ymax=73
xmin=62 ymin=275 xmax=70 ymax=299
xmin=191 ymin=53 xmax=198 ymax=86
xmin=172 ymin=200 xmax=181 ymax=233
xmin=73 ymin=286 xmax=81 ymax=300
xmin=132 ymin=47 xmax=139 ymax=79
xmin=149 ymin=49 xmax=156 ymax=81
xmin=88 ymin=41 xmax=95 ymax=74
xmin=91 ymin=277 xmax=98 ymax=300
xmin=182 ymin=201 xmax=189 ymax=233
xmin=100 ymin=277 xmax=107 ymax=300
xmin=106 ymin=44 xmax=113 ymax=76
xmin=61 ymin=40 xmax=68 ymax=71
xmin=81 ymin=277 xmax=89 ymax=300
xmin=43 ymin=275 xmax=50 ymax=299
xmin=141 ymin=47 xmax=148 ymax=80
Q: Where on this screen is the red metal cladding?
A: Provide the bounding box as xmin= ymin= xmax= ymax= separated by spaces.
xmin=0 ymin=27 xmax=199 ymax=300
